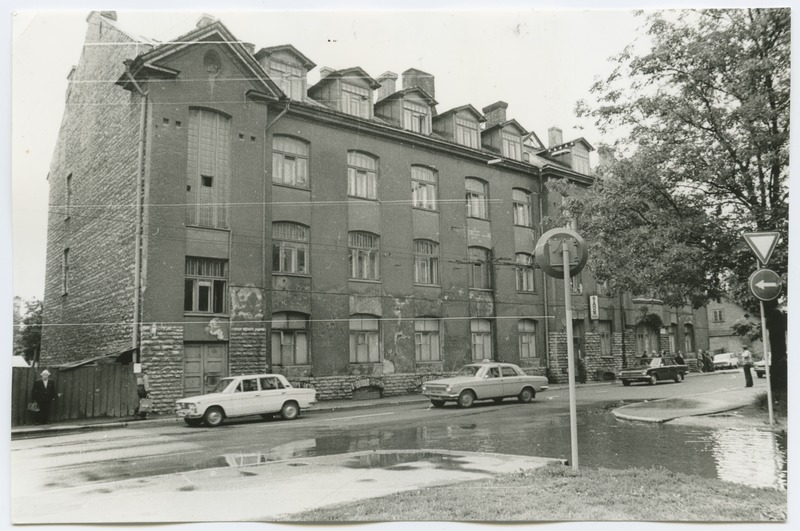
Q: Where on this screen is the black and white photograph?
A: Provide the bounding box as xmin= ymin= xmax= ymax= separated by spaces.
xmin=6 ymin=0 xmax=791 ymax=526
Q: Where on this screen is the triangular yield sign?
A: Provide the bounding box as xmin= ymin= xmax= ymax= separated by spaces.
xmin=743 ymin=232 xmax=781 ymax=265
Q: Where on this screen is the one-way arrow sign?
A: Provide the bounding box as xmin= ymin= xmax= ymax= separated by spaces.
xmin=749 ymin=268 xmax=782 ymax=302
xmin=743 ymin=232 xmax=781 ymax=265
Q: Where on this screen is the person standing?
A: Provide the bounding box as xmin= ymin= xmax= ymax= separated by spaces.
xmin=31 ymin=369 xmax=57 ymax=424
xmin=741 ymin=348 xmax=754 ymax=387
xmin=674 ymin=351 xmax=685 ymax=365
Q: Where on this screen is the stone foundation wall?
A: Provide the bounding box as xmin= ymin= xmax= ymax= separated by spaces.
xmin=229 ymin=326 xmax=267 ymax=375
xmin=140 ymin=324 xmax=183 ymax=414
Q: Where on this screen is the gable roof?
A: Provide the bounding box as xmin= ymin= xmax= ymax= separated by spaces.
xmin=483 ymin=118 xmax=528 ymax=136
xmin=523 ymin=131 xmax=546 ymax=150
xmin=254 ymin=44 xmax=317 ymax=70
xmin=375 ymin=86 xmax=438 ymax=106
xmin=310 ymin=66 xmax=381 ymax=90
xmin=538 ymin=137 xmax=596 ymax=156
xmin=434 ymin=104 xmax=486 ymax=123
xmin=118 ymin=19 xmax=284 ymax=99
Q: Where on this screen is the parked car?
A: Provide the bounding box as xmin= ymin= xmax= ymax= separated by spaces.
xmin=420 ymin=361 xmax=548 ymax=408
xmin=619 ymin=357 xmax=687 ymax=386
xmin=175 ymin=374 xmax=317 ymax=427
xmin=713 ymin=353 xmax=739 ymax=370
xmin=754 ymin=359 xmax=770 ymax=378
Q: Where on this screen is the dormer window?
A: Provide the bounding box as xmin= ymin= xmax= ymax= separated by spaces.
xmin=268 ymin=60 xmax=305 ymax=100
xmin=342 ymin=83 xmax=371 ymax=118
xmin=572 ymin=144 xmax=591 ymax=174
xmin=501 ymin=131 xmax=522 ymax=161
xmin=455 ymin=116 xmax=479 ymax=148
xmin=403 ymin=101 xmax=431 ymax=134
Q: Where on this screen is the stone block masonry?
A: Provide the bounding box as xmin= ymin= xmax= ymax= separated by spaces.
xmin=140 ymin=324 xmax=184 ymax=414
xmin=229 ymin=326 xmax=267 ymax=375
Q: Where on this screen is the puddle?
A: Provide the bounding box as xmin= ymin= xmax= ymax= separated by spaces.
xmin=344 ymin=452 xmax=468 ymax=470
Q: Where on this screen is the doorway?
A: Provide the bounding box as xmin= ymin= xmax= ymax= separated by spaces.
xmin=184 ymin=342 xmax=227 ymax=396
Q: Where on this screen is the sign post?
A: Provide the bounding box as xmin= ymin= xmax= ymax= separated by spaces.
xmin=744 ymin=231 xmax=782 ymax=428
xmin=535 ymin=228 xmax=587 ymax=471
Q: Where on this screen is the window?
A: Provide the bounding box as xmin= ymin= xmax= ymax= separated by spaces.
xmin=712 ymin=309 xmax=724 ymax=323
xmin=684 ymin=324 xmax=695 ymax=353
xmin=518 ymin=319 xmax=537 ymax=359
xmin=259 ymin=376 xmax=285 ymax=390
xmin=411 ymin=166 xmax=437 ymax=210
xmin=512 ymin=189 xmax=532 ymax=227
xmin=471 ymin=319 xmax=493 ymax=361
xmin=61 ymin=248 xmax=70 ymax=295
xmin=455 ymin=116 xmax=479 ymax=148
xmin=347 ymin=151 xmax=378 ymax=200
xmin=272 ymin=222 xmax=309 ymax=274
xmin=403 ymin=100 xmax=431 ymax=134
xmin=415 ymin=319 xmax=441 ymax=361
xmin=469 ymin=247 xmax=492 ymax=289
xmin=501 ymin=131 xmax=522 ymax=161
xmin=65 ymin=174 xmax=72 ymax=219
xmin=268 ymin=61 xmax=305 ymax=100
xmin=272 ymin=136 xmax=309 ymax=188
xmin=414 ymin=240 xmax=439 ymax=285
xmin=350 ymin=314 xmax=381 ymax=363
xmin=342 ymin=83 xmax=371 ymax=118
xmin=271 ymin=312 xmax=309 ymax=366
xmin=570 ymin=274 xmax=583 ymax=294
xmin=636 ymin=324 xmax=659 ymax=356
xmin=236 ymin=378 xmax=258 ymax=393
xmin=598 ymin=321 xmax=612 ymax=357
xmin=349 ymin=232 xmax=380 ymax=280
xmin=186 ymin=109 xmax=231 ymax=229
xmin=465 ymin=178 xmax=488 ymax=219
xmin=184 ymin=257 xmax=228 ymax=314
xmin=572 ymin=145 xmax=591 ymax=175
xmin=515 ymin=253 xmax=535 ymax=292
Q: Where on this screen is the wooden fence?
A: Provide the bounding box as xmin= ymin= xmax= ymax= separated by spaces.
xmin=11 ymin=365 xmax=138 ymax=426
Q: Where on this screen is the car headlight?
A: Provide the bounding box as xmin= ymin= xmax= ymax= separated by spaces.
xmin=421 ymin=384 xmax=427 ymax=392
xmin=445 ymin=385 xmax=452 ymax=392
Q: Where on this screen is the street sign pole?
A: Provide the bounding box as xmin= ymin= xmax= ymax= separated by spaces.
xmin=562 ymin=242 xmax=579 ymax=471
xmin=759 ymin=299 xmax=774 ymax=426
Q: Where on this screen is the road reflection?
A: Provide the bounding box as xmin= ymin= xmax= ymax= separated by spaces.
xmin=711 ymin=428 xmax=786 ymax=490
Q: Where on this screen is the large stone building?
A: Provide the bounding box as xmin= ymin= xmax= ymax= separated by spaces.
xmin=41 ymin=12 xmax=709 ymax=412
xmin=707 ymin=297 xmax=764 ymax=356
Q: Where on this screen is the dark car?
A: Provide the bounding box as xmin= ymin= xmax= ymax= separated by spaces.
xmin=619 ymin=357 xmax=687 ymax=386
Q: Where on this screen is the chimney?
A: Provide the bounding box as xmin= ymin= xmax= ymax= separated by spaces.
xmin=548 ymin=126 xmax=564 ymax=147
xmin=241 ymin=42 xmax=255 ymax=55
xmin=319 ymin=67 xmax=334 ymax=79
xmin=376 ymin=71 xmax=398 ymax=101
xmin=482 ymin=101 xmax=508 ymax=128
xmin=402 ymin=68 xmax=435 ymax=99
xmin=197 ymin=14 xmax=217 ymax=28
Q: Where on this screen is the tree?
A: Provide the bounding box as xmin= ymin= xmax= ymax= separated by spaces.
xmin=555 ymin=9 xmax=789 ymax=391
xmin=16 ymin=299 xmax=43 ymax=363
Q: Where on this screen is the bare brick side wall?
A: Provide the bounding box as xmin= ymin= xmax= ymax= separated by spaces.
xmin=41 ymin=14 xmax=151 ymax=364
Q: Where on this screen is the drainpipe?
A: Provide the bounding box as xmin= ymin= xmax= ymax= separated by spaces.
xmin=127 ymin=67 xmax=149 ymax=361
xmin=619 ymin=291 xmax=627 ymax=367
xmin=262 ymin=101 xmax=291 ymax=370
xmin=539 ymin=175 xmax=551 ymax=374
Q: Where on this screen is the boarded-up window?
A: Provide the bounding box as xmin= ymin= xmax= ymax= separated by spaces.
xmin=186 ymin=109 xmax=231 ymax=228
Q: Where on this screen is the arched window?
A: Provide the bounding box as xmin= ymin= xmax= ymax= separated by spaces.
xmin=515 ymin=253 xmax=535 ymax=292
xmin=465 ymin=178 xmax=488 ymax=219
xmin=512 ymin=189 xmax=532 ymax=227
xmin=347 ymin=151 xmax=378 ymax=199
xmin=415 ymin=318 xmax=441 ymax=361
xmin=518 ymin=319 xmax=537 ymax=359
xmin=469 ymin=247 xmax=491 ymax=289
xmin=272 ymin=136 xmax=309 ymax=188
xmin=350 ymin=314 xmax=381 ymax=363
xmin=414 ymin=240 xmax=439 ymax=285
xmin=349 ymin=232 xmax=380 ymax=280
xmin=411 ymin=166 xmax=438 ymax=210
xmin=186 ymin=108 xmax=231 ymax=229
xmin=271 ymin=312 xmax=309 ymax=366
xmin=272 ymin=222 xmax=309 ymax=274
xmin=471 ymin=319 xmax=493 ymax=360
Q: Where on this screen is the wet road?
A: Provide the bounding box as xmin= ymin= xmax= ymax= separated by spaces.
xmin=11 ymin=370 xmax=785 ymax=519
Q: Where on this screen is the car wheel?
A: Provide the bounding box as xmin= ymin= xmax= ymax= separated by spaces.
xmin=203 ymin=407 xmax=224 ymax=428
xmin=674 ymin=372 xmax=684 ymax=383
xmin=184 ymin=418 xmax=203 ymax=427
xmin=649 ymin=374 xmax=658 ymax=386
xmin=457 ymin=390 xmax=476 ymax=408
xmin=430 ymin=400 xmax=445 ymax=408
xmin=493 ymin=398 xmax=504 ymax=404
xmin=622 ymin=380 xmax=631 ymax=387
xmin=517 ymin=387 xmax=534 ymax=403
xmin=280 ymin=401 xmax=300 ymax=420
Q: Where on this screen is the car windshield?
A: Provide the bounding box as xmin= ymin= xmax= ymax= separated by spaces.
xmin=456 ymin=365 xmax=482 ymax=377
xmin=211 ymin=378 xmax=235 ymax=394
xmin=632 ymin=358 xmax=657 ymax=368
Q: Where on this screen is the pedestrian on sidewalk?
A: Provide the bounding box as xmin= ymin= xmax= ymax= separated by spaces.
xmin=674 ymin=351 xmax=685 ymax=365
xmin=741 ymin=348 xmax=754 ymax=387
xmin=31 ymin=369 xmax=57 ymax=424
xmin=134 ymin=372 xmax=152 ymax=420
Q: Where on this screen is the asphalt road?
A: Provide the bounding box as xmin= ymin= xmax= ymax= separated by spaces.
xmin=11 ymin=370 xmax=763 ymax=522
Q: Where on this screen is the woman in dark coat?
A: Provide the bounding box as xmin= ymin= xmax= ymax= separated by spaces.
xmin=32 ymin=369 xmax=57 ymax=424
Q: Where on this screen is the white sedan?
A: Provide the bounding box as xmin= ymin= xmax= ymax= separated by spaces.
xmin=175 ymin=374 xmax=317 ymax=427
xmin=421 ymin=361 xmax=549 ymax=408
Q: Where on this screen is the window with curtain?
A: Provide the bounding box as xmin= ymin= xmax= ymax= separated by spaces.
xmin=411 ymin=166 xmax=437 ymax=210
xmin=403 ymin=100 xmax=431 ymax=134
xmin=414 ymin=240 xmax=439 ymax=285
xmin=347 ymin=151 xmax=378 ymax=199
xmin=465 ymin=178 xmax=488 ymax=219
xmin=271 ymin=312 xmax=309 ymax=366
xmin=349 ymin=232 xmax=380 ymax=280
xmin=515 ymin=253 xmax=535 ymax=292
xmin=501 ymin=131 xmax=522 ymax=160
xmin=518 ymin=319 xmax=536 ymax=359
xmin=455 ymin=116 xmax=479 ymax=148
xmin=471 ymin=319 xmax=493 ymax=360
xmin=342 ymin=83 xmax=371 ymax=118
xmin=512 ymin=189 xmax=532 ymax=227
xmin=272 ymin=136 xmax=309 ymax=188
xmin=272 ymin=222 xmax=309 ymax=274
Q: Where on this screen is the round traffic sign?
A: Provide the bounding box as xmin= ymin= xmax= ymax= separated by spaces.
xmin=748 ymin=268 xmax=782 ymax=301
xmin=534 ymin=228 xmax=588 ymax=278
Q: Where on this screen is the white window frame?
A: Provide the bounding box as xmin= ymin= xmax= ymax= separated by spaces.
xmin=415 ymin=318 xmax=441 ymax=361
xmin=411 ymin=166 xmax=438 ymax=210
xmin=515 ymin=253 xmax=535 ymax=292
xmin=349 ymin=232 xmax=380 ymax=280
xmin=465 ymin=178 xmax=488 ymax=219
xmin=184 ymin=257 xmax=228 ymax=314
xmin=347 ymin=151 xmax=378 ymax=200
xmin=186 ymin=109 xmax=231 ymax=229
xmin=518 ymin=319 xmax=537 ymax=359
xmin=342 ymin=83 xmax=371 ymax=119
xmin=414 ymin=240 xmax=439 ymax=285
xmin=272 ymin=222 xmax=309 ymax=275
xmin=512 ymin=189 xmax=532 ymax=227
xmin=268 ymin=60 xmax=305 ymax=100
xmin=598 ymin=321 xmax=612 ymax=357
xmin=272 ymin=136 xmax=310 ymax=188
xmin=271 ymin=312 xmax=309 ymax=366
xmin=471 ymin=319 xmax=493 ymax=361
xmin=469 ymin=247 xmax=492 ymax=290
xmin=403 ymin=100 xmax=431 ymax=134
xmin=455 ymin=116 xmax=479 ymax=148
xmin=572 ymin=145 xmax=591 ymax=175
xmin=349 ymin=314 xmax=381 ymax=363
xmin=501 ymin=131 xmax=522 ymax=161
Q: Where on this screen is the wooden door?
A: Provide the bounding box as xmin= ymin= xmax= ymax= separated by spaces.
xmin=184 ymin=343 xmax=228 ymax=397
